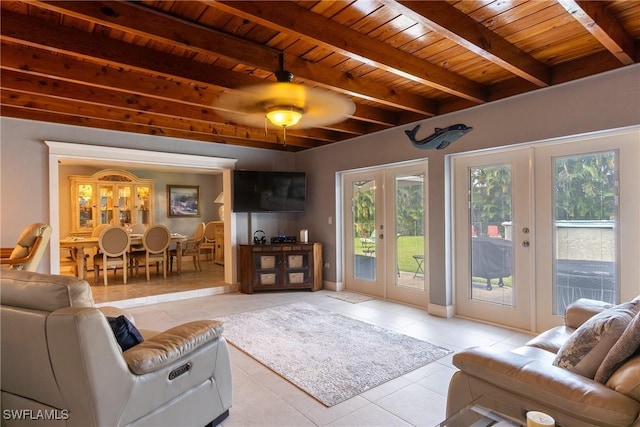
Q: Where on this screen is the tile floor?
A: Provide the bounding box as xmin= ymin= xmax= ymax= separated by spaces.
xmin=124 ymin=289 xmax=535 ymax=427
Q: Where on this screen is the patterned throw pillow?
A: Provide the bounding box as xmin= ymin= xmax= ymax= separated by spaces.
xmin=594 ymin=311 xmax=640 ymax=383
xmin=553 ymin=301 xmax=639 ymax=379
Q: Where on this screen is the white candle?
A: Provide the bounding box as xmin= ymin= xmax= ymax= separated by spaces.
xmin=527 ymin=411 xmax=555 ymax=427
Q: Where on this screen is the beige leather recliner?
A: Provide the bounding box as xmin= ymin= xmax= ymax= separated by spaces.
xmin=0 ymin=223 xmax=52 ymax=272
xmin=1 ymin=270 xmax=232 ymax=427
xmin=447 ymin=298 xmax=640 ymax=427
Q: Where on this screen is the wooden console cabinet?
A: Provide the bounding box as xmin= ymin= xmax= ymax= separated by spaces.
xmin=239 ymin=243 xmax=322 ymax=294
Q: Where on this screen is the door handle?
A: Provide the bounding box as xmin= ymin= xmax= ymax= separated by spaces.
xmin=522 ymin=240 xmax=530 ymax=247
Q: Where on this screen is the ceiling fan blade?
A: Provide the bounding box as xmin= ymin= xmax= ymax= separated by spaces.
xmin=214 ymin=83 xmax=355 ymax=129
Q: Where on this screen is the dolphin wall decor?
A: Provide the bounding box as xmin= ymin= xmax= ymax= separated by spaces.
xmin=405 ymin=123 xmax=473 ymax=150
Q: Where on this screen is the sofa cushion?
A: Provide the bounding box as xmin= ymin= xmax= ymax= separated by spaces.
xmin=108 ymin=315 xmax=144 ymax=351
xmin=595 ymin=311 xmax=640 ymax=383
xmin=553 ymin=301 xmax=639 ymax=378
xmin=606 ymin=356 xmax=640 ymax=400
xmin=526 ymin=325 xmax=574 ymax=354
xmin=564 ymin=298 xmax=614 ymax=329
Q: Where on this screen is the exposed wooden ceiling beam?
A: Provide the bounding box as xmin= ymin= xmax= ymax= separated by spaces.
xmin=1 ymin=66 xmax=362 ymax=143
xmin=557 ymin=0 xmax=636 ymax=65
xmin=38 ymin=0 xmax=282 ymax=70
xmin=0 ymin=87 xmax=324 ymax=149
xmin=0 ymin=9 xmax=386 ymax=132
xmin=0 ymin=0 xmax=636 ymax=152
xmin=393 ymin=1 xmax=550 ymax=87
xmin=0 ymin=105 xmax=304 ymax=152
xmin=32 ymin=1 xmax=436 ymax=117
xmin=209 ymin=0 xmax=487 ymax=103
xmin=1 ymin=46 xmax=373 ymax=139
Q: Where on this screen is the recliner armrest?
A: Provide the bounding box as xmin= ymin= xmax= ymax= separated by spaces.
xmin=124 ymin=320 xmax=224 ymax=375
xmin=1 ymin=247 xmax=14 ymax=258
xmin=98 ymin=306 xmax=135 ymax=322
xmin=453 ymin=346 xmax=640 ymax=426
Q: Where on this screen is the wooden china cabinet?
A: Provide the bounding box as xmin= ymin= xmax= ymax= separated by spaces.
xmin=69 ymin=169 xmax=154 ymax=236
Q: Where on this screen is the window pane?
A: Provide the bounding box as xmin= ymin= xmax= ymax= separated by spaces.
xmin=352 ymin=180 xmax=376 ymax=281
xmin=553 ymin=151 xmax=617 ymax=314
xmin=396 ymin=173 xmax=425 ymax=289
xmin=469 ymin=165 xmax=514 ymax=306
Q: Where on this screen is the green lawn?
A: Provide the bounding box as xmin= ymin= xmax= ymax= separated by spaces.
xmin=355 ymin=236 xmax=514 ymax=284
xmin=354 ymin=235 xmax=425 ymax=273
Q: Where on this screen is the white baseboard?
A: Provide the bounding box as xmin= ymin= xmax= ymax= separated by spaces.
xmin=323 ymin=280 xmax=344 ymax=292
xmin=428 ymin=303 xmax=454 ymax=318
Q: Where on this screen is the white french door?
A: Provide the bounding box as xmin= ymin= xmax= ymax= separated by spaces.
xmin=534 ymin=132 xmax=640 ymax=331
xmin=453 ymin=127 xmax=639 ymax=332
xmin=343 ymin=162 xmax=429 ymax=307
xmin=453 ymin=148 xmax=533 ymax=330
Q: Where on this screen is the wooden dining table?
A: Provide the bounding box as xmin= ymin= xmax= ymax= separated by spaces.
xmin=60 ymin=233 xmax=187 ymax=281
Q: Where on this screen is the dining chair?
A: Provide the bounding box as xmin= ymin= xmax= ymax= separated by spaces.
xmin=170 ymin=222 xmax=205 ymax=272
xmin=60 ymin=246 xmax=83 ymax=277
xmin=92 ymin=224 xmax=111 ymax=238
xmin=127 ymin=223 xmax=147 ymax=235
xmin=132 ymin=224 xmax=171 ymax=281
xmin=93 ymin=225 xmax=131 ymax=286
xmin=0 ymin=223 xmax=52 ymax=272
xmin=126 ymin=223 xmax=148 ymax=273
xmin=199 ymin=221 xmax=217 ymax=262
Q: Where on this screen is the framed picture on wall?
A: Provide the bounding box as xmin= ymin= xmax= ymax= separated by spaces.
xmin=167 ymin=185 xmax=200 ymax=217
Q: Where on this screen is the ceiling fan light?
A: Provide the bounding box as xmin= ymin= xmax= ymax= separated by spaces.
xmin=266 ymin=107 xmax=303 ymax=128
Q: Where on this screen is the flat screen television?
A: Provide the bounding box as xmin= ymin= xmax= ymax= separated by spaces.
xmin=233 ymin=170 xmax=306 ymax=213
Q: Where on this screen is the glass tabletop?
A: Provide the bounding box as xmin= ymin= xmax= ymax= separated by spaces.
xmin=437 ymin=398 xmax=524 ymax=427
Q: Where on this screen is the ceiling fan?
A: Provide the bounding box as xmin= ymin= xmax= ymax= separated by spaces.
xmin=215 ymin=56 xmax=355 ymax=141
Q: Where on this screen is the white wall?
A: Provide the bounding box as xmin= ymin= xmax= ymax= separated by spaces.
xmin=295 ymin=64 xmax=640 ymax=308
xmin=0 ymin=120 xmax=295 ymax=272
xmin=2 ymin=65 xmax=639 ymax=307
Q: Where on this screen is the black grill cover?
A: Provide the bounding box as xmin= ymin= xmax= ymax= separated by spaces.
xmin=471 ymin=237 xmax=513 ymax=279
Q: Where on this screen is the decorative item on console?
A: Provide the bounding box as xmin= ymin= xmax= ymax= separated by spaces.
xmin=299 ymin=229 xmax=309 ymax=244
xmin=271 ymin=235 xmax=297 ymax=244
xmin=214 ymin=192 xmax=225 ymax=222
xmin=253 ymin=230 xmax=267 ymax=245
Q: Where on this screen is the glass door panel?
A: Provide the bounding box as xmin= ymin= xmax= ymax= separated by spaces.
xmin=350 ymin=177 xmax=381 ymax=288
xmin=77 ymin=184 xmax=93 ymax=230
xmin=394 ymin=173 xmax=425 ymax=289
xmin=553 ymin=152 xmax=618 ymax=315
xmin=98 ymin=185 xmax=114 ymax=226
xmin=137 ymin=185 xmax=151 ymax=224
xmin=118 ymin=185 xmax=133 ymax=226
xmin=469 ymin=164 xmax=514 ymax=306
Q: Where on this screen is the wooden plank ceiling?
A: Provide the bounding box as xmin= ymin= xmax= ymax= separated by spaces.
xmin=1 ymin=1 xmax=639 ymax=152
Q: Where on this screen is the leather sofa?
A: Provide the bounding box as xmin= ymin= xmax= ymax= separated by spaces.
xmin=1 ymin=270 xmax=232 ymax=427
xmin=447 ymin=298 xmax=640 ymax=426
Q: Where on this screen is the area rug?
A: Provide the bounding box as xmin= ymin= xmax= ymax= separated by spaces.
xmin=326 ymin=291 xmax=374 ymax=304
xmin=216 ymin=302 xmax=451 ymax=406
